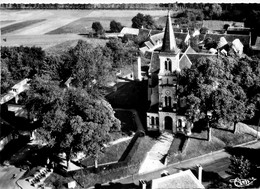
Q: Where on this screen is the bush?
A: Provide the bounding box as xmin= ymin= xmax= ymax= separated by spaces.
xmin=229 ymin=155 xmax=251 ymax=178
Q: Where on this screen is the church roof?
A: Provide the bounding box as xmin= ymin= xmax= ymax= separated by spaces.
xmin=161 ymin=12 xmax=180 ymax=54
xmin=149 ymin=51 xmax=160 ymax=73
xmin=179 ymin=54 xmax=192 ymax=70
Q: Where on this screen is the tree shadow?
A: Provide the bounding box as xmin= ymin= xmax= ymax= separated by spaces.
xmin=0 ymin=135 xmax=29 ymax=164
xmin=192 ymin=119 xmax=207 ymax=133
xmin=225 ymin=146 xmax=260 ymax=165
xmin=190 ymin=169 xmax=223 ymax=182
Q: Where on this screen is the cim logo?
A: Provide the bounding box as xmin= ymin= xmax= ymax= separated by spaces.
xmin=229 ymin=177 xmax=256 ymax=188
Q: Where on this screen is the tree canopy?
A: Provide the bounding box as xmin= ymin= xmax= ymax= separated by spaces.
xmin=110 ymin=20 xmax=123 ymax=32
xmin=178 ymin=54 xmax=260 ymax=126
xmin=0 ymin=46 xmax=45 ymax=94
xmin=25 ymin=74 xmax=120 ymax=162
xmin=92 ymin=21 xmax=105 ymax=35
xmin=131 ymin=13 xmax=155 ymax=29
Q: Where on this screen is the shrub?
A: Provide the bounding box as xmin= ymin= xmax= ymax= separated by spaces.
xmin=229 ymin=155 xmax=251 ymax=178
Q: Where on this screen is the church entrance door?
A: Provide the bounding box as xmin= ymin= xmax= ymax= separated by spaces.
xmin=164 ymin=116 xmax=173 ymax=131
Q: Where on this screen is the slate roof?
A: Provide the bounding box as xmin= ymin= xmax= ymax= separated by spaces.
xmin=149 ymin=51 xmax=160 ymax=73
xmin=179 ymin=54 xmax=192 ymax=70
xmin=150 ymin=32 xmax=164 ymax=45
xmin=151 ymin=170 xmax=205 ymax=189
xmin=205 ymin=33 xmax=250 ymax=46
xmin=161 ymin=13 xmax=179 ymax=54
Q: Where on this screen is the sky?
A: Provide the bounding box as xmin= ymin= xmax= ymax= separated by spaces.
xmin=1 ymin=0 xmax=260 ymax=4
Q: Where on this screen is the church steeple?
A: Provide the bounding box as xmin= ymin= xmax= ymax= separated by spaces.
xmin=161 ymin=12 xmax=180 ymax=54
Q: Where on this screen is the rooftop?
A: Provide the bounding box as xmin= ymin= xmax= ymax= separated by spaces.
xmin=151 ymin=169 xmax=204 ymax=189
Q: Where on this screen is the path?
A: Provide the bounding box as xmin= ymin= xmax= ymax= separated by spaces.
xmin=138 ymin=132 xmax=174 ymax=174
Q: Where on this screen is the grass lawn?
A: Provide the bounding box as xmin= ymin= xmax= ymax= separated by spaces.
xmin=81 ymin=139 xmax=131 ymax=167
xmin=1 ymin=19 xmax=46 ymax=34
xmin=167 ymin=122 xmax=258 ymax=164
xmin=73 ymin=135 xmax=156 ymax=188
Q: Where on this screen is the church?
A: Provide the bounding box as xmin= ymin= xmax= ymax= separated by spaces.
xmin=146 ymin=13 xmax=191 ymax=134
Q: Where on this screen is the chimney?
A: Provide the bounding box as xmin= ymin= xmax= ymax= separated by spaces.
xmin=197 ymin=165 xmax=203 ymax=183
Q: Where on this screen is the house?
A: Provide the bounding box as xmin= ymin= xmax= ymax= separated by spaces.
xmin=0 ymin=118 xmax=15 ymax=151
xmin=145 ymin=13 xmax=216 ymax=134
xmin=118 ymin=27 xmax=139 ymax=38
xmin=150 ymin=170 xmax=204 ymax=189
xmin=0 ymin=78 xmax=30 ymax=105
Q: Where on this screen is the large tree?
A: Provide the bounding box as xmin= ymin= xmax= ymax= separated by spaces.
xmin=178 ymin=54 xmax=259 ymax=127
xmin=1 ymin=46 xmax=45 ymax=81
xmin=67 ymin=40 xmax=115 ymax=92
xmin=132 ymin=13 xmax=155 ymax=29
xmin=110 ymin=20 xmax=123 ymax=32
xmin=92 ymin=21 xmax=104 ymax=35
xmin=26 ymin=74 xmax=121 ymax=167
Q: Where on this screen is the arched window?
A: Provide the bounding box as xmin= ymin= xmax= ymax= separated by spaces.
xmin=156 ymin=117 xmax=159 ymax=125
xmin=165 ymin=96 xmax=168 ymax=107
xmin=168 ymin=96 xmax=172 ymax=108
xmin=151 ymin=117 xmax=155 ymax=125
xmin=165 ymin=58 xmax=172 ymax=71
xmin=168 ymin=60 xmax=172 ymax=71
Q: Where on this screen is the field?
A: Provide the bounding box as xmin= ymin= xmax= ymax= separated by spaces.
xmin=1 ymin=19 xmax=46 ymax=35
xmin=0 ymin=9 xmax=168 ymax=50
xmin=1 ymin=34 xmax=108 ymax=51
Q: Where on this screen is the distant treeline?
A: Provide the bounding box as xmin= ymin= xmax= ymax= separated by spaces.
xmin=1 ymin=3 xmax=259 ymax=10
xmin=0 ymin=3 xmax=176 ymax=10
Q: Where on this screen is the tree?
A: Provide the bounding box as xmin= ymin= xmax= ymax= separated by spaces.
xmin=25 ymin=74 xmax=121 ymax=167
xmin=67 ymin=40 xmax=114 ymax=92
xmin=110 ymin=20 xmax=123 ymax=32
xmin=0 ymin=60 xmax=15 ymax=94
xmin=178 ymin=55 xmax=258 ymax=128
xmin=229 ymin=155 xmax=252 ymax=178
xmin=106 ymin=38 xmax=139 ymax=69
xmin=1 ymin=46 xmax=45 ymax=81
xmin=132 ymin=13 xmax=155 ymax=29
xmin=199 ymin=27 xmax=208 ymax=34
xmin=204 ymin=37 xmax=217 ymax=50
xmin=210 ymin=4 xmax=222 ymax=19
xmin=92 ymin=22 xmax=104 ymax=35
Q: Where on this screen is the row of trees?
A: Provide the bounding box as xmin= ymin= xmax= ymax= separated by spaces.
xmin=0 ymin=3 xmax=177 ymax=10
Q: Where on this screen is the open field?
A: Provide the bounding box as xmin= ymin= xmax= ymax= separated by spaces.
xmin=1 ymin=34 xmax=107 ymax=50
xmin=1 ymin=9 xmax=168 ymax=35
xmin=1 ymin=19 xmax=46 ymax=35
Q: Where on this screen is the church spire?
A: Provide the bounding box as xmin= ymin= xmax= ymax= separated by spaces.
xmin=161 ymin=12 xmax=179 ymax=54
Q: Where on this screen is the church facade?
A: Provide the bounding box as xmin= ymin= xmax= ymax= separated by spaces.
xmin=146 ymin=13 xmax=187 ymax=134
